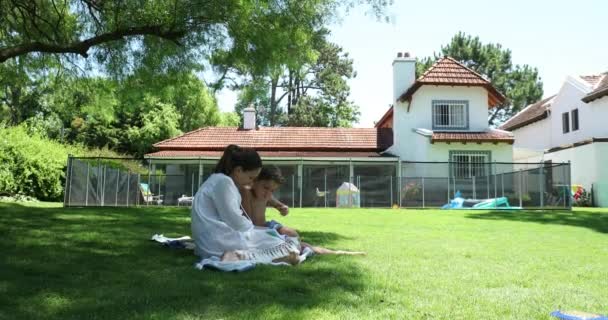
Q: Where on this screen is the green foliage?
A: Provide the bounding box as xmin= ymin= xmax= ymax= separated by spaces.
xmin=229 ymin=31 xmax=361 ymax=127
xmin=0 ymin=125 xmax=72 ymax=201
xmin=1 ymin=0 xmax=389 ymax=160
xmin=218 ymin=112 xmax=241 ymax=127
xmin=125 ymin=96 xmax=183 ymax=157
xmin=418 ymin=32 xmax=544 ymax=126
xmin=0 ymin=125 xmax=133 ymax=201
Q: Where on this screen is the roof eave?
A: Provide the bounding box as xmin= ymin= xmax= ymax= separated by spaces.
xmin=501 ymin=111 xmax=549 ymax=131
xmin=430 ymin=138 xmax=514 ymax=145
xmin=398 ymin=82 xmax=506 ymax=108
xmin=375 ymin=107 xmax=394 ymax=128
xmin=582 ymin=88 xmax=608 ymax=103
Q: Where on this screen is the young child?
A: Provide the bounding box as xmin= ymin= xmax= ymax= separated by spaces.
xmin=240 ymin=166 xmax=366 ymax=256
xmin=240 ymin=166 xmax=299 ymax=237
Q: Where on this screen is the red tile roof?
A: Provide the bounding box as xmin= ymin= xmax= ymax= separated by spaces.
xmin=146 ymin=150 xmax=389 ymax=158
xmin=431 ymin=130 xmax=514 ymax=144
xmin=500 ymin=95 xmax=556 ymax=131
xmin=375 ymin=107 xmax=393 ymax=128
xmin=582 ymin=73 xmax=608 ymax=103
xmin=398 ymin=57 xmax=506 ymax=107
xmin=580 ymin=74 xmax=604 ymax=87
xmin=152 ymin=127 xmax=393 ymax=152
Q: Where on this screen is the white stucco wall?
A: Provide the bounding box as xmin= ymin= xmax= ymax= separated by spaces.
xmin=391 ymin=85 xmax=493 ymax=161
xmin=541 ymin=141 xmax=608 ymax=207
xmin=397 ymin=132 xmax=513 ymax=177
xmin=543 ymin=143 xmax=596 ymax=190
xmin=549 ymin=77 xmax=608 ymax=147
xmin=585 ymin=96 xmax=608 ymax=139
xmin=512 ymin=117 xmax=552 ymax=150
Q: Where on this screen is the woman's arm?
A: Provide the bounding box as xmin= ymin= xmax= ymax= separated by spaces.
xmin=212 ymin=178 xmax=253 ymax=232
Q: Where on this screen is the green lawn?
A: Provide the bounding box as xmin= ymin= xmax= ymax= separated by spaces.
xmin=1 ymin=202 xmax=607 ymax=320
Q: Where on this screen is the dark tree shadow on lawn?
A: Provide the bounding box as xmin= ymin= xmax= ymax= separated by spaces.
xmin=0 ymin=202 xmax=368 ymax=320
xmin=465 ymin=209 xmax=608 ymax=234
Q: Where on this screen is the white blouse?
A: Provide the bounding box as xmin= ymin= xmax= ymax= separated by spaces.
xmin=191 ymin=173 xmax=254 ymax=258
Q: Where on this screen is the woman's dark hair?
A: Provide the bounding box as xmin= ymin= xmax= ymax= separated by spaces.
xmin=256 ymin=166 xmax=285 ymax=185
xmin=214 ymin=145 xmax=262 ymax=175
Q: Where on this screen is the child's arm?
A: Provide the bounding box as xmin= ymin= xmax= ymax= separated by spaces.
xmin=268 ymin=196 xmax=289 ymax=216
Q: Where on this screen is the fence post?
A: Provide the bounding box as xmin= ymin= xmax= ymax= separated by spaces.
xmin=126 ymin=171 xmax=131 ymax=207
xmin=324 ymin=172 xmax=327 ymax=208
xmin=472 ymin=175 xmax=476 ymax=200
xmin=85 ymin=162 xmax=90 ymax=206
xmin=65 ymin=155 xmax=73 ymax=207
xmin=198 ymin=158 xmax=202 ymax=187
xmin=390 ymin=176 xmax=393 ymax=207
xmin=539 ymin=164 xmax=544 ymax=208
xmin=101 ymin=164 xmax=106 ymax=207
xmin=147 ymin=161 xmax=152 ymax=206
xmin=298 ymin=159 xmax=303 ymax=208
xmin=136 ymin=174 xmax=141 ymax=206
xmin=447 ymin=166 xmax=450 ymax=203
xmin=422 ymin=177 xmax=425 ymax=208
xmin=493 ymin=162 xmax=497 ymax=208
xmin=115 ymin=170 xmax=119 ymax=206
xmin=518 ymin=169 xmax=523 ymax=208
xmin=564 ymin=160 xmax=572 ymax=210
xmin=97 ymin=158 xmax=101 ymax=206
xmin=398 ymin=160 xmax=402 ymax=208
xmin=486 ymin=170 xmax=490 ymax=199
xmin=501 ymin=173 xmax=504 ymax=197
xmin=292 ymin=175 xmax=295 ymax=208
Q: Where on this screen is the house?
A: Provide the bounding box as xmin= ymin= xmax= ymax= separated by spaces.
xmin=376 ymin=54 xmax=514 ymax=174
xmin=501 ymin=72 xmax=608 ymax=206
xmin=145 ymin=53 xmax=566 ymax=208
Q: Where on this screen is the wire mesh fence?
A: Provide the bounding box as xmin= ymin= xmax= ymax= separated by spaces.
xmin=64 ymin=157 xmax=571 ymax=210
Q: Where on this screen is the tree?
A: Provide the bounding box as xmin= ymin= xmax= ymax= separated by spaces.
xmin=125 ymin=96 xmax=182 ymax=157
xmin=218 ymin=112 xmax=241 ymax=127
xmin=227 ymin=31 xmax=360 ymax=127
xmin=417 ymin=32 xmax=543 ymax=126
xmin=1 ymin=0 xmax=390 ymax=70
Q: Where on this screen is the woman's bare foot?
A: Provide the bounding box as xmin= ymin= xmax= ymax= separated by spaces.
xmin=220 ymin=251 xmax=245 ymax=262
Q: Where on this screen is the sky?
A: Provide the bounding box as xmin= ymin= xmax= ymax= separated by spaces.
xmin=216 ymin=0 xmax=608 ymax=128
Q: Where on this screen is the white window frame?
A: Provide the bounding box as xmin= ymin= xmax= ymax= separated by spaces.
xmin=449 ymin=151 xmax=491 ymax=179
xmin=432 ymin=100 xmax=469 ymax=130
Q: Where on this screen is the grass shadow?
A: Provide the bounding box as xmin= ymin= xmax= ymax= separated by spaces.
xmin=0 ymin=202 xmax=368 ymax=320
xmin=298 ymin=230 xmax=353 ymax=247
xmin=465 ymin=209 xmax=608 ymax=234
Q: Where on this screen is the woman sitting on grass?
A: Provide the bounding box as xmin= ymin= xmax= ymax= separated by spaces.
xmin=191 ymin=145 xmax=301 ymax=265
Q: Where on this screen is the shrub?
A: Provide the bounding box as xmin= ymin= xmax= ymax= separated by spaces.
xmin=0 ymin=125 xmax=136 ymax=201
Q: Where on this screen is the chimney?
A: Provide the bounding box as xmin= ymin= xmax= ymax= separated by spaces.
xmin=393 ymin=51 xmax=416 ymax=103
xmin=243 ymin=105 xmax=256 ymax=130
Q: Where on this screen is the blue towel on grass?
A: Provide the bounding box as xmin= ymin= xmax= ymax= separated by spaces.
xmin=194 ymin=256 xmax=256 ymax=272
xmin=550 ymin=310 xmax=608 ymax=320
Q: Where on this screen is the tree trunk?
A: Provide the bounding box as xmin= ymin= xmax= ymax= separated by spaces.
xmin=269 ymin=76 xmax=278 ymax=126
xmin=287 ymin=70 xmax=293 ymax=114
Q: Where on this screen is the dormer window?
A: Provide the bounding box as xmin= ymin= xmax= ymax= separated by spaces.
xmin=432 ymin=100 xmax=469 ymax=130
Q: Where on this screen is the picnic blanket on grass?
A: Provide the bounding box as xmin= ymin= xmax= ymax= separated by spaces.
xmin=150 ymin=233 xmax=314 ymax=272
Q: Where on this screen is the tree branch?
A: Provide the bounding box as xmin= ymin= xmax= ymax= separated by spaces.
xmin=0 ymin=25 xmax=186 ymax=63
